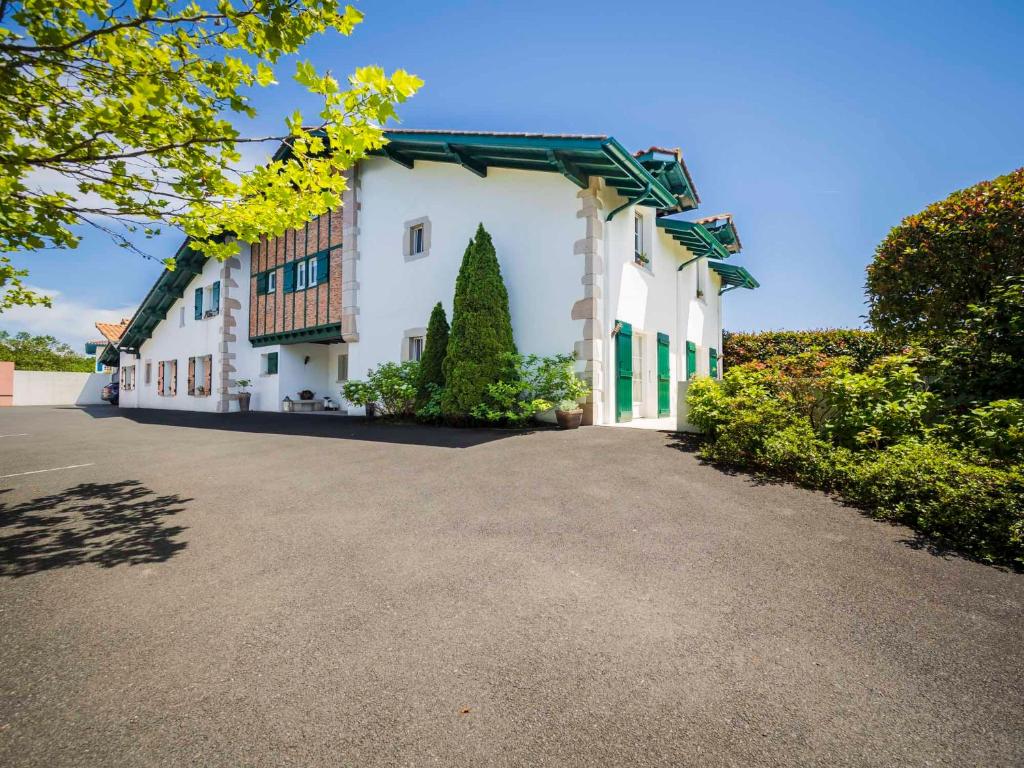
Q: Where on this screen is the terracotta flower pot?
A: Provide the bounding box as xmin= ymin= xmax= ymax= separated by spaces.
xmin=555 ymin=408 xmax=583 ymax=429
xmin=237 ymin=392 xmax=251 ymax=413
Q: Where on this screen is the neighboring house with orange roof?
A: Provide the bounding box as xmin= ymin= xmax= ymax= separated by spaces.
xmin=85 ymin=318 xmax=131 ymax=375
xmin=113 ymin=129 xmax=759 ymax=424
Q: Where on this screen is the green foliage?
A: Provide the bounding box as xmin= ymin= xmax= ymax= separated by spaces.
xmin=933 ymin=274 xmax=1024 ymax=403
xmin=0 ymin=2 xmax=421 ymax=307
xmin=866 ymin=168 xmax=1024 ymax=344
xmin=686 ymin=354 xmax=1024 ymax=565
xmin=520 ymin=353 xmax=590 ymax=405
xmin=823 ymin=354 xmax=937 ymax=449
xmin=959 ymin=400 xmax=1024 ymax=464
xmin=847 ymin=441 xmax=1024 ymax=565
xmin=723 ymin=329 xmax=899 ymax=371
xmin=415 ymin=302 xmax=449 ymax=409
xmin=442 ymin=224 xmax=517 ymax=416
xmin=470 ymin=379 xmax=550 ymax=426
xmin=0 ymin=331 xmax=94 ymax=371
xmin=414 ymin=382 xmax=445 ymax=422
xmin=342 ymin=361 xmax=419 ymax=417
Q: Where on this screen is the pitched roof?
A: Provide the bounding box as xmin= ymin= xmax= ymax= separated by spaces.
xmin=95 ymin=318 xmax=131 ymax=344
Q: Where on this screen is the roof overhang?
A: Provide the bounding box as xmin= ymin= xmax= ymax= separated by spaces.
xmin=708 ymin=261 xmax=759 ymax=293
xmin=98 ymin=343 xmax=120 ymax=366
xmin=118 ymin=239 xmax=207 ymax=352
xmin=276 ymin=130 xmax=693 ymax=213
xmin=658 ymin=218 xmax=733 ymax=262
xmin=633 ymin=147 xmax=700 ymax=210
xmin=694 ymin=213 xmax=742 ymax=254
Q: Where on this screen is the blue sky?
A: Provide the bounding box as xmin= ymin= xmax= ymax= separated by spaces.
xmin=6 ymin=0 xmax=1023 ymax=349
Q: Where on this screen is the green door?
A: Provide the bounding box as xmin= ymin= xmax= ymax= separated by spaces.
xmin=615 ymin=320 xmax=633 ymax=423
xmin=709 ymin=347 xmax=719 ymax=378
xmin=686 ymin=341 xmax=697 ymax=380
xmin=657 ymin=332 xmax=670 ymax=416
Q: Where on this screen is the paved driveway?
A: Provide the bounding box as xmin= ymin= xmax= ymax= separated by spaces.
xmin=1 ymin=406 xmax=1021 ymax=767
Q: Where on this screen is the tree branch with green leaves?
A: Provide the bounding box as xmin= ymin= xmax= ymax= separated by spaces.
xmin=0 ymin=0 xmax=422 ymax=308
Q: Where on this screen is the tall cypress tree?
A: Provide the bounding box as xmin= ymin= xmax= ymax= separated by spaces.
xmin=415 ymin=301 xmax=449 ymax=408
xmin=442 ymin=223 xmax=517 ymax=416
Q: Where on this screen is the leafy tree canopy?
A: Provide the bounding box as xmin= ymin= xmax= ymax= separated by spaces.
xmin=866 ymin=168 xmax=1024 ymax=344
xmin=0 ymin=1 xmax=421 ymax=308
xmin=0 ymin=330 xmax=95 ymax=371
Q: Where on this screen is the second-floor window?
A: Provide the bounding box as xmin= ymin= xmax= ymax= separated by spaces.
xmin=283 ymin=254 xmax=328 ymax=293
xmin=194 ymin=281 xmax=220 ymax=319
xmin=634 ymin=212 xmax=648 ymax=267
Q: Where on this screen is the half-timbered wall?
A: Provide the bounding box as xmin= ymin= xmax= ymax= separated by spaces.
xmin=248 ymin=209 xmax=344 ymax=343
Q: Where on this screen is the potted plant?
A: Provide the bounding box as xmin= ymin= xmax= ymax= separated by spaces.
xmin=297 ymin=389 xmax=315 ymax=401
xmin=635 ymin=251 xmax=650 ymax=267
xmin=555 ymin=398 xmax=584 ymax=429
xmin=235 ymin=379 xmax=252 ymax=412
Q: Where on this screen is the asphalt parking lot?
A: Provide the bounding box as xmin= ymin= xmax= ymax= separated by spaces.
xmin=1 ymin=406 xmax=1022 ymax=767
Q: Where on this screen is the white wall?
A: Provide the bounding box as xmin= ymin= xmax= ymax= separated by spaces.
xmin=12 ymin=371 xmax=108 ymax=406
xmin=352 ymin=159 xmax=584 ymax=389
xmin=600 ymin=191 xmax=725 ymax=423
xmin=121 ymin=248 xmax=245 ymax=412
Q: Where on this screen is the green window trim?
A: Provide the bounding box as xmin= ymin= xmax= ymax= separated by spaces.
xmin=266 ymin=351 xmax=278 ymax=375
xmin=686 ymin=340 xmax=697 ymax=380
xmin=657 ymin=332 xmax=671 ymax=416
xmin=212 ymin=280 xmax=220 ymax=312
xmin=709 ymin=347 xmax=719 ymax=379
xmin=282 ymin=250 xmax=332 ymax=294
xmin=194 ymin=287 xmax=202 ymax=320
xmin=615 ymin=320 xmax=633 ymax=423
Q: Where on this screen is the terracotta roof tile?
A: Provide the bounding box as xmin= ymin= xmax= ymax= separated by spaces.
xmin=95 ymin=318 xmax=132 ymax=344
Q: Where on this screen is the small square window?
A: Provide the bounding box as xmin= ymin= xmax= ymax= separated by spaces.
xmin=307 ymin=257 xmax=317 ymax=286
xmin=295 ymin=261 xmax=306 ymax=290
xmin=410 ymin=225 xmax=424 ymax=255
xmin=144 ymin=361 xmax=152 ymax=385
xmin=179 ymin=306 xmax=186 ymax=327
xmin=408 ymin=336 xmax=424 ymax=362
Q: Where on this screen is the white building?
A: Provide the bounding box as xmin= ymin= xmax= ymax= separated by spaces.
xmin=115 ymin=130 xmax=758 ymax=425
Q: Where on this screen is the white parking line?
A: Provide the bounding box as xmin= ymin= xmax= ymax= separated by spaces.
xmin=0 ymin=434 xmax=29 ymax=438
xmin=0 ymin=463 xmax=94 ymax=480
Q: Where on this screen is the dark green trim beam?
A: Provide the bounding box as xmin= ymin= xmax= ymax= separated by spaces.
xmin=250 ymin=323 xmax=343 ymax=347
xmin=708 ymin=260 xmax=760 ymax=292
xmin=99 ymin=343 xmax=120 ymax=366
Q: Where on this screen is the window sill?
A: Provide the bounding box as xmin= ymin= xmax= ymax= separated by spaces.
xmin=404 ymin=249 xmax=430 ymax=263
xmin=631 ymin=260 xmax=653 ymax=275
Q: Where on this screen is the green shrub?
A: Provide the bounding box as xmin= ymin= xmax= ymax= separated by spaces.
xmin=470 ymin=378 xmax=549 ymax=426
xmin=845 ymin=440 xmax=1024 ymax=565
xmin=342 ymin=360 xmax=419 ymax=417
xmin=723 ymin=329 xmax=899 ymax=371
xmin=415 ymin=302 xmax=449 ymax=409
xmin=822 ymin=354 xmax=937 ymax=449
xmin=442 ymin=224 xmax=517 ymax=416
xmin=960 ymin=399 xmax=1024 ymax=464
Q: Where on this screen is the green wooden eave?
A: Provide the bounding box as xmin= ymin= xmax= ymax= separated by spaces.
xmin=634 ymin=149 xmax=699 ymax=210
xmin=84 ymin=341 xmax=100 ymax=355
xmin=276 ymin=130 xmax=691 ymax=212
xmin=657 ymin=218 xmax=733 ymax=261
xmin=708 ymin=261 xmax=760 ymax=292
xmin=98 ymin=343 xmax=120 ymax=366
xmin=118 ymin=239 xmax=207 ymax=352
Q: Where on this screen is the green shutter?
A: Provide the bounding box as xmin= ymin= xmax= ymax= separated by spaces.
xmin=256 ymin=273 xmax=268 ymax=295
xmin=212 ymin=280 xmax=220 ymax=312
xmin=194 ymin=287 xmax=202 ymax=319
xmin=657 ymin=332 xmax=670 ymax=416
xmin=317 ymin=252 xmax=329 ymax=285
xmin=267 ymin=352 xmax=278 ymax=375
xmin=709 ymin=347 xmax=719 ymax=379
xmin=615 ymin=320 xmax=633 ymax=423
xmin=686 ymin=341 xmax=697 ymax=380
xmin=283 ymin=263 xmax=295 ymax=293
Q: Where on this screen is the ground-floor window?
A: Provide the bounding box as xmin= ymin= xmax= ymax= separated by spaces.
xmin=144 ymin=360 xmax=152 ymax=385
xmin=188 ymin=354 xmax=213 ymax=396
xmin=408 ymin=336 xmax=424 ymax=362
xmin=121 ymin=365 xmax=136 ymax=391
xmin=262 ymin=352 xmax=278 ymax=375
xmin=337 ymin=352 xmax=349 ymax=382
xmin=632 ymin=332 xmax=645 ymax=406
xmin=158 ymin=360 xmax=177 ymax=396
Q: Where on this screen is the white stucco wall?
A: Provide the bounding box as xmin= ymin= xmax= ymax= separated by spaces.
xmin=351 ymin=158 xmax=584 ymax=387
xmin=11 ymin=371 xmax=108 ymax=406
xmin=120 ymin=247 xmax=250 ymax=412
xmin=600 ymin=190 xmax=725 ymax=422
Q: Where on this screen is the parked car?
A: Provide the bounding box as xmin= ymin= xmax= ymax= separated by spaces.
xmin=101 ymin=381 xmax=119 ymax=405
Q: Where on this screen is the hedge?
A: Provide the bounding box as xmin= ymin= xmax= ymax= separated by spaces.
xmin=723 ymin=329 xmax=901 ymax=371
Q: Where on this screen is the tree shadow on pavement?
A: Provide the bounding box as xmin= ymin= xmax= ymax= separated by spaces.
xmin=0 ymin=481 xmax=189 ymax=578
